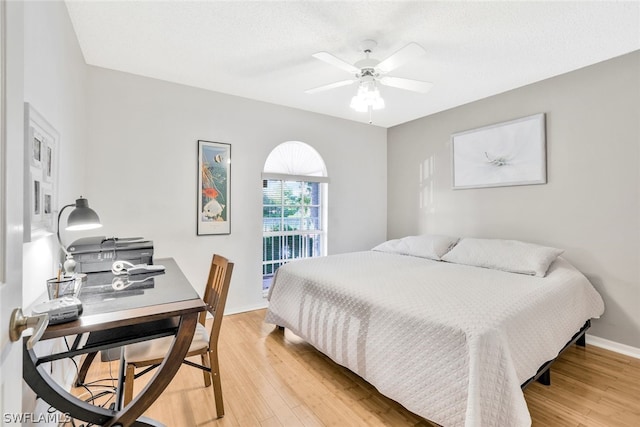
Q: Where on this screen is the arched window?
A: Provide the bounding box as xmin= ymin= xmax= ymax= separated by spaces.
xmin=262 ymin=142 xmax=328 ymax=294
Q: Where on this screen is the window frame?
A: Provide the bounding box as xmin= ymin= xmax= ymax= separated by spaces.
xmin=262 ymin=177 xmax=327 ymax=294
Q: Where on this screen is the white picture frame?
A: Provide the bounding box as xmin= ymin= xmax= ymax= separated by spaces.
xmin=24 ymin=103 xmax=59 ymax=241
xmin=451 ymin=113 xmax=546 ymax=189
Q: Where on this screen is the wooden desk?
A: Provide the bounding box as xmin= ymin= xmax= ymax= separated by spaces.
xmin=23 ymin=258 xmax=206 ymax=427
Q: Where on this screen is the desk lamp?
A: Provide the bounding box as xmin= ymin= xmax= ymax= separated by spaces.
xmin=57 ymin=197 xmax=102 ymax=275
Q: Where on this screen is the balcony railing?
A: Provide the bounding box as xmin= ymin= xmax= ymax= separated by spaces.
xmin=262 ymin=231 xmax=322 ymax=292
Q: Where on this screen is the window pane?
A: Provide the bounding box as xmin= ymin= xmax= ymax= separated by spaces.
xmin=308 ymin=182 xmax=320 ymax=205
xmin=263 ymin=180 xmax=283 ymax=205
xmin=302 ymin=216 xmax=320 ymax=230
xmin=263 ymin=207 xmax=281 ymax=232
xmin=303 ymin=182 xmax=320 ymax=230
xmin=283 ymin=221 xmax=301 ymax=232
xmin=283 ymin=181 xmax=302 ymax=207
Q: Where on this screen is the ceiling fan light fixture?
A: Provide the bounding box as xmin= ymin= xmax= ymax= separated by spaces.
xmin=350 ymin=82 xmax=385 ymax=112
xmin=309 ymin=40 xmax=430 ymax=118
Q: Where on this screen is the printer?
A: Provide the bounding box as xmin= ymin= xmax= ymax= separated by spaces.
xmin=68 ymin=236 xmax=154 ymax=273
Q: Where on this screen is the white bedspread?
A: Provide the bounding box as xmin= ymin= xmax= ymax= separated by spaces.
xmin=265 ymin=251 xmax=604 ymax=427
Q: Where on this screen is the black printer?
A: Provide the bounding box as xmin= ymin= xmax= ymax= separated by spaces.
xmin=67 ymin=236 xmax=154 ymax=273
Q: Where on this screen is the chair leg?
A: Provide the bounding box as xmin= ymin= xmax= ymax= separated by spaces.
xmin=124 ymin=363 xmax=135 ymax=406
xmin=208 ymin=350 xmax=224 ymax=418
xmin=201 ymin=353 xmax=212 ymax=387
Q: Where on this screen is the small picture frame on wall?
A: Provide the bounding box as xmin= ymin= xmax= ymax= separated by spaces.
xmin=32 ymin=175 xmax=41 ymax=218
xmin=42 ymin=182 xmax=54 ymax=224
xmin=31 ymin=135 xmax=43 ymax=167
xmin=451 ymin=113 xmax=546 ymax=189
xmin=24 ymin=103 xmax=59 ymax=241
xmin=44 ymin=143 xmax=54 ymax=182
xmin=197 ymin=140 xmax=231 ymax=235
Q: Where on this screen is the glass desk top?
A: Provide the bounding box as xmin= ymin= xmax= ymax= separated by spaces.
xmin=77 ymin=257 xmax=200 ymax=316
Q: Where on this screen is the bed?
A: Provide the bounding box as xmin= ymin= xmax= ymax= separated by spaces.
xmin=264 ymin=235 xmax=605 ymax=427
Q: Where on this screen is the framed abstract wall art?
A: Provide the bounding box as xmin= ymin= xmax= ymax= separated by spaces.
xmin=197 ymin=140 xmax=231 ymax=235
xmin=451 ymin=113 xmax=546 ymax=189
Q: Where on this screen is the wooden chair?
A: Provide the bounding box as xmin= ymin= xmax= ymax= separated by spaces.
xmin=123 ymin=254 xmax=234 ymax=417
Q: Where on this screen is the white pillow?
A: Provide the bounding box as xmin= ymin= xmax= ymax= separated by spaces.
xmin=441 ymin=238 xmax=563 ymax=277
xmin=372 ymin=234 xmax=459 ymax=261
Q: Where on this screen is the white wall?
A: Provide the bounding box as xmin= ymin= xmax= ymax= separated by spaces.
xmin=84 ymin=67 xmax=387 ymax=313
xmin=20 ymin=0 xmax=89 ymax=420
xmin=22 ymin=0 xmax=88 ymax=308
xmin=387 ymin=52 xmax=640 ymax=348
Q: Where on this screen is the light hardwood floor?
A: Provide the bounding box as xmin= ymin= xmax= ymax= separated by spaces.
xmin=72 ymin=309 xmax=640 ymax=426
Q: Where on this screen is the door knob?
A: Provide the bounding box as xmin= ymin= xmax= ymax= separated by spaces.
xmin=9 ymin=308 xmax=49 ymax=350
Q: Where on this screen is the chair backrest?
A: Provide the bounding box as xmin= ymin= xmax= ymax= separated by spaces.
xmin=201 ymin=254 xmax=234 ymax=348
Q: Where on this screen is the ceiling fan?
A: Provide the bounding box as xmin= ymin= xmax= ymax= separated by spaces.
xmin=305 ymin=40 xmax=433 ymax=113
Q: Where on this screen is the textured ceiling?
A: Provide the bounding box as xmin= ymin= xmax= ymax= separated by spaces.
xmin=65 ymin=1 xmax=640 ymax=128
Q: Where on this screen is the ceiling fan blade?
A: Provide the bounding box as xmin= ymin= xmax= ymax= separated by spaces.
xmin=376 ymin=42 xmax=426 ymax=74
xmin=379 ymin=76 xmax=433 ymax=93
xmin=305 ymin=79 xmax=357 ymax=94
xmin=312 ymin=52 xmax=360 ymax=74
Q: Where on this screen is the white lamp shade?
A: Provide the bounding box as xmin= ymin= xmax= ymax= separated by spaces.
xmin=65 ymin=198 xmax=102 ymax=230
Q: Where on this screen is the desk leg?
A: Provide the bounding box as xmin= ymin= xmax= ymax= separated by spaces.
xmin=23 ymin=313 xmax=198 ymax=427
xmin=105 ymin=312 xmax=198 ymax=427
xmin=75 ymin=351 xmax=98 ymax=386
xmin=24 ymin=342 xmax=116 ymax=426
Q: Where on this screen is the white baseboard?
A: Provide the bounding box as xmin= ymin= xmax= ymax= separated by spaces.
xmin=224 ymin=302 xmax=268 ymax=316
xmin=586 ymin=334 xmax=640 ymax=359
